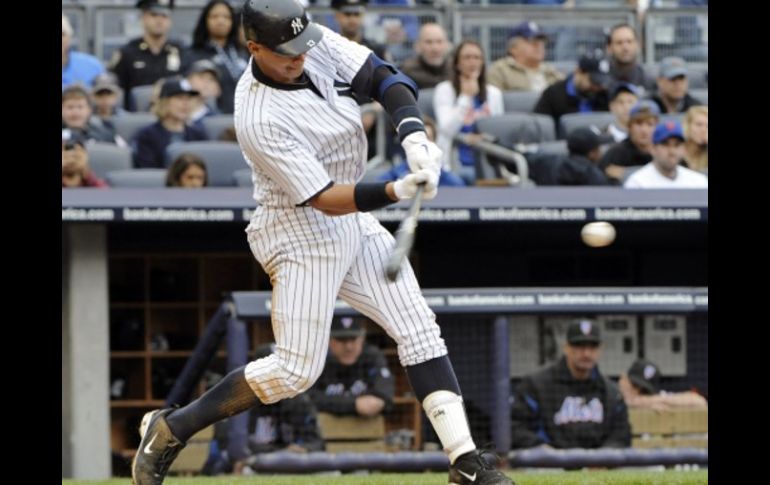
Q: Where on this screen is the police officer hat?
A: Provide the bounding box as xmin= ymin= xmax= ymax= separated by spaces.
xmin=136 ymin=0 xmax=175 ymax=15
xmin=331 ymin=0 xmax=368 ymax=14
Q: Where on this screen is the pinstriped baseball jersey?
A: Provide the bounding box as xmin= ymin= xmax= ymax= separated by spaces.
xmin=235 ymin=24 xmax=371 ymax=207
xmin=234 ymin=25 xmax=448 ymax=404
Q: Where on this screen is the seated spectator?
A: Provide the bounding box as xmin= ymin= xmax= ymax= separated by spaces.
xmin=624 ymin=120 xmax=708 ymax=188
xmin=90 ymin=74 xmax=126 ymax=129
xmin=554 ymin=127 xmax=610 ymax=185
xmin=204 ymin=343 xmax=324 ymax=475
xmin=510 ymin=319 xmax=631 ymax=449
xmin=166 ymin=153 xmax=208 ymax=188
xmin=534 ymin=51 xmax=610 ymax=128
xmin=599 ymin=99 xmax=658 ymax=183
xmin=682 ymin=105 xmax=707 ymax=174
xmin=487 ymin=21 xmax=563 ymax=93
xmin=399 ymin=23 xmax=452 ymax=89
xmin=62 ymin=85 xmax=127 ymax=147
xmin=378 ymin=116 xmax=466 ymax=186
xmin=605 ymin=23 xmax=654 ymax=94
xmin=132 ymin=77 xmax=209 ymax=168
xmin=62 ymin=134 xmax=108 ymax=188
xmin=435 ymin=40 xmax=504 ymax=184
xmin=62 ymin=14 xmax=104 ymax=89
xmin=186 ymin=59 xmax=223 ymax=123
xmin=331 ymin=0 xmax=391 ymax=61
xmin=308 ymin=317 xmax=395 ymax=418
xmin=650 ymin=57 xmax=704 ymax=114
xmin=605 ymin=82 xmax=640 ymax=143
xmin=619 ymin=359 xmax=707 ymax=411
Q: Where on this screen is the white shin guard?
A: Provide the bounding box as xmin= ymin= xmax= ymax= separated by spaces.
xmin=423 ymin=390 xmax=476 ymax=464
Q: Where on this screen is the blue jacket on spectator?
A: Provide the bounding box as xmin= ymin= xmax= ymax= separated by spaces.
xmin=132 ymin=121 xmax=208 ymax=169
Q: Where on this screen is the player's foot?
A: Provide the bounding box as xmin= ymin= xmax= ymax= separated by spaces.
xmin=448 ymin=449 xmax=515 ymax=485
xmin=131 ymin=408 xmax=185 ymax=485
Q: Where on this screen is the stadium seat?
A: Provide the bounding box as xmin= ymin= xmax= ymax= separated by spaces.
xmin=476 ymin=113 xmax=556 ymax=148
xmin=112 ymin=112 xmax=156 ymax=143
xmin=166 ymin=141 xmax=246 ymax=187
xmin=130 ymin=85 xmax=156 ymax=112
xmin=559 ymin=112 xmax=615 ymax=138
xmin=689 ymin=88 xmax=708 ymax=105
xmin=417 ymin=88 xmax=435 ymax=120
xmin=105 ymin=169 xmax=167 ymax=188
xmin=202 ymin=114 xmax=235 ymax=141
xmin=686 ymin=64 xmax=708 ymax=89
xmin=502 ymin=90 xmax=540 ymax=113
xmin=86 ymin=142 xmax=133 ymax=179
xmin=537 ymin=140 xmax=569 ymax=156
xmin=232 ymin=168 xmax=253 ymax=187
xmin=552 ymin=60 xmax=577 ymax=76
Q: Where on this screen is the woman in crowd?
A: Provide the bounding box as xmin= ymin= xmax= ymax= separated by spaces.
xmin=434 ymin=39 xmax=504 ymax=184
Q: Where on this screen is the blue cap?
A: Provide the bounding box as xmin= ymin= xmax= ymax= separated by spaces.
xmin=629 ymin=99 xmax=661 ymax=120
xmin=509 ymin=21 xmax=547 ymax=40
xmin=653 ymin=120 xmax=685 ymax=144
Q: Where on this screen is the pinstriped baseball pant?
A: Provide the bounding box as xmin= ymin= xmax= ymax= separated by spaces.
xmin=244 ymin=206 xmax=447 ymax=404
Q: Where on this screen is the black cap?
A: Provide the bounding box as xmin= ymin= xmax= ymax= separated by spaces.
xmin=187 ymin=59 xmax=221 ymax=81
xmin=627 ymin=359 xmax=660 ymax=395
xmin=331 ymin=0 xmax=368 ymax=13
xmin=136 ymin=0 xmax=174 ymax=15
xmin=608 ymin=81 xmax=640 ymax=102
xmin=62 ymin=128 xmax=88 ymax=148
xmin=566 ymin=319 xmax=601 ymax=345
xmin=330 ymin=316 xmax=365 ymax=338
xmin=567 ymin=126 xmax=602 ymax=156
xmin=578 ymin=51 xmax=611 ymax=89
xmin=242 ymin=0 xmax=323 ymax=57
xmin=159 ymin=77 xmax=199 ymax=98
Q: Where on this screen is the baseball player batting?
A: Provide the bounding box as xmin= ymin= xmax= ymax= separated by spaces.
xmin=132 ymin=1 xmax=513 ymax=484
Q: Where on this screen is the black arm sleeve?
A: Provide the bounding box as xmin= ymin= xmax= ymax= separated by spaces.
xmin=351 ymin=54 xmax=424 ymax=141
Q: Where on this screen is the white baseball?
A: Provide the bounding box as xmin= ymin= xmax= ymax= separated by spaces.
xmin=581 ymin=221 xmax=616 ymax=248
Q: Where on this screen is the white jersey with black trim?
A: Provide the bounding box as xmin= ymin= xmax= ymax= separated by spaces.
xmin=234 ymin=25 xmax=372 ymax=208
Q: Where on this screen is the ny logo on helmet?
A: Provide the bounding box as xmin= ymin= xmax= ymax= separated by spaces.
xmin=291 ymin=18 xmax=304 ymax=35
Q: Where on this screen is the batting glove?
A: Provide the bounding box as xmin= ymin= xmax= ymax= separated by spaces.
xmin=393 ymin=168 xmax=438 ymax=200
xmin=401 ymin=131 xmax=442 ymax=176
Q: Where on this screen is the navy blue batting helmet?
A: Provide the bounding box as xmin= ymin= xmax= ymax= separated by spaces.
xmin=241 ymin=0 xmax=323 ymax=56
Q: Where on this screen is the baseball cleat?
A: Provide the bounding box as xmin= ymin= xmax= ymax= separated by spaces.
xmin=448 ymin=449 xmax=515 ymax=485
xmin=131 ymin=408 xmax=185 ymax=485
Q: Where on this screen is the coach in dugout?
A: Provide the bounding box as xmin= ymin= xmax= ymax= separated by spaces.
xmin=308 ymin=317 xmax=395 ymax=418
xmin=510 ymin=319 xmax=631 ymax=449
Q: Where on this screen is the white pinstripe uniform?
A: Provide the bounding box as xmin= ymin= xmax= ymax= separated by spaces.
xmin=235 ymin=25 xmax=448 ymax=404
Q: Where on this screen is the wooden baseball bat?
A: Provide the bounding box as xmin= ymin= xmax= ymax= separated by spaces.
xmin=385 ymin=184 xmax=425 ymax=282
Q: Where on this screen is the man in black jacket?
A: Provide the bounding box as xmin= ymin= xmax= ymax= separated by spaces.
xmin=510 ymin=319 xmax=631 ymax=449
xmin=534 ymin=52 xmax=611 ymax=130
xmin=308 ymin=317 xmax=395 ymax=418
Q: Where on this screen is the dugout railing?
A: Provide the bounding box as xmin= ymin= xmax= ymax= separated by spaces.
xmin=162 ymin=287 xmax=707 ymax=471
